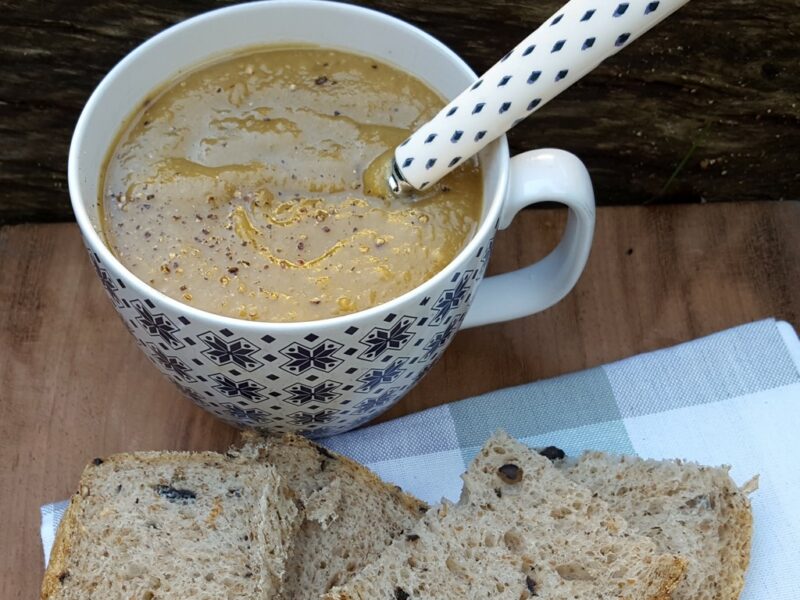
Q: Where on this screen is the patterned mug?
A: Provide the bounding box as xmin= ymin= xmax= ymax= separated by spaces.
xmin=69 ymin=0 xmax=595 ymax=437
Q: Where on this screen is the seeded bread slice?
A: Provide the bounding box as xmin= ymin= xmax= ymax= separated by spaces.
xmin=324 ymin=431 xmax=687 ymax=600
xmin=40 ymin=452 xmax=299 ymax=600
xmin=558 ymin=451 xmax=755 ymax=600
xmin=236 ymin=432 xmax=428 ymax=600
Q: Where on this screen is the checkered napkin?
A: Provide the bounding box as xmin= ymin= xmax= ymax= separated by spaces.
xmin=41 ymin=319 xmax=800 ymax=599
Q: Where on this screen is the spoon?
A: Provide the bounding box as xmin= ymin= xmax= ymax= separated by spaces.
xmin=381 ymin=0 xmax=691 ymax=196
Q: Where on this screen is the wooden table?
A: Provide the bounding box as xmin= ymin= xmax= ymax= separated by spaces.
xmin=2 ymin=202 xmax=799 ymax=598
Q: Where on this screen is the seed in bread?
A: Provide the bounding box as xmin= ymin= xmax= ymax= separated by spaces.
xmin=40 ymin=451 xmax=300 ymax=600
xmin=324 ymin=431 xmax=687 ymax=600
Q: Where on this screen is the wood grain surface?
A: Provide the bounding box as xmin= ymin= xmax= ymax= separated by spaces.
xmin=1 ymin=0 xmax=798 ymax=223
xmin=1 ymin=201 xmax=798 ymax=597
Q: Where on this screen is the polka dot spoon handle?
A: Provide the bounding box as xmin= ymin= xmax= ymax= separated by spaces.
xmin=390 ymin=0 xmax=690 ymax=193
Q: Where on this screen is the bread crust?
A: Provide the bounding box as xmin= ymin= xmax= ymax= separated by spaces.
xmin=563 ymin=452 xmax=754 ymax=600
xmin=729 ymin=477 xmax=755 ymax=598
xmin=40 ymin=490 xmax=80 ymax=599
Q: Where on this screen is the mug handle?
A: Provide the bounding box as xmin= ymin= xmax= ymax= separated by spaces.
xmin=461 ymin=148 xmax=595 ymax=329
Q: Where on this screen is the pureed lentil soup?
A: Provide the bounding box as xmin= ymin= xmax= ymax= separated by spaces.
xmin=100 ymin=47 xmax=482 ymax=322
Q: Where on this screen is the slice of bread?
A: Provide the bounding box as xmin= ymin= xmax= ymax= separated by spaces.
xmin=559 ymin=451 xmax=754 ymax=600
xmin=41 ymin=451 xmax=299 ymax=600
xmin=324 ymin=431 xmax=686 ymax=600
xmin=236 ymin=432 xmax=428 ymax=600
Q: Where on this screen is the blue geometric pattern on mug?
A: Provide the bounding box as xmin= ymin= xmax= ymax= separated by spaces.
xmin=430 ymin=270 xmax=474 ymax=325
xmin=144 ymin=342 xmax=195 ymax=382
xmin=404 ymin=359 xmax=440 ymax=391
xmin=280 ymin=339 xmax=344 ymax=374
xmin=353 ymin=387 xmax=404 ymax=415
xmin=289 ymin=409 xmax=340 ymax=426
xmin=478 ymin=239 xmax=493 ymax=276
xmin=199 ymin=331 xmax=263 ymax=371
xmin=282 ymin=380 xmax=342 ymax=406
xmin=356 ymin=358 xmax=408 ymax=392
xmin=358 ymin=316 xmax=416 ymax=359
xmin=132 ymin=299 xmax=185 ymax=350
xmin=301 ymin=424 xmax=344 ymax=439
xmin=422 ymin=314 xmax=464 ymax=360
xmin=220 ymin=402 xmax=271 ymax=425
xmin=209 ymin=373 xmax=267 ymax=402
xmin=89 ymin=252 xmax=123 ymax=307
xmin=86 ymin=235 xmax=490 ymax=435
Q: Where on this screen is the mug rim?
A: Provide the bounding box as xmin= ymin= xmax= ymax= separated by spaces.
xmin=68 ymin=0 xmax=509 ymax=332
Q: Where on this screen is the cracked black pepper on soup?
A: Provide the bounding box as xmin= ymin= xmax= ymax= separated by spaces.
xmin=100 ymin=47 xmax=483 ymax=322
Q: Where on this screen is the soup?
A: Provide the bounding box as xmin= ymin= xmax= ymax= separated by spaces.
xmin=101 ymin=47 xmax=482 ymax=322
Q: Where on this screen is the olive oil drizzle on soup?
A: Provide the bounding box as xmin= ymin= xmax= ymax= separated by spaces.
xmin=101 ymin=47 xmax=482 ymax=322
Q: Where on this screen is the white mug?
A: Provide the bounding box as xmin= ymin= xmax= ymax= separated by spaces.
xmin=69 ymin=0 xmax=595 ymax=437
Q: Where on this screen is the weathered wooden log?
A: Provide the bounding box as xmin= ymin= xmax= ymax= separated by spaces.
xmin=0 ymin=0 xmax=797 ymax=223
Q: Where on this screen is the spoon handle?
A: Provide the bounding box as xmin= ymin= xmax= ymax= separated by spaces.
xmin=393 ymin=0 xmax=690 ymax=191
